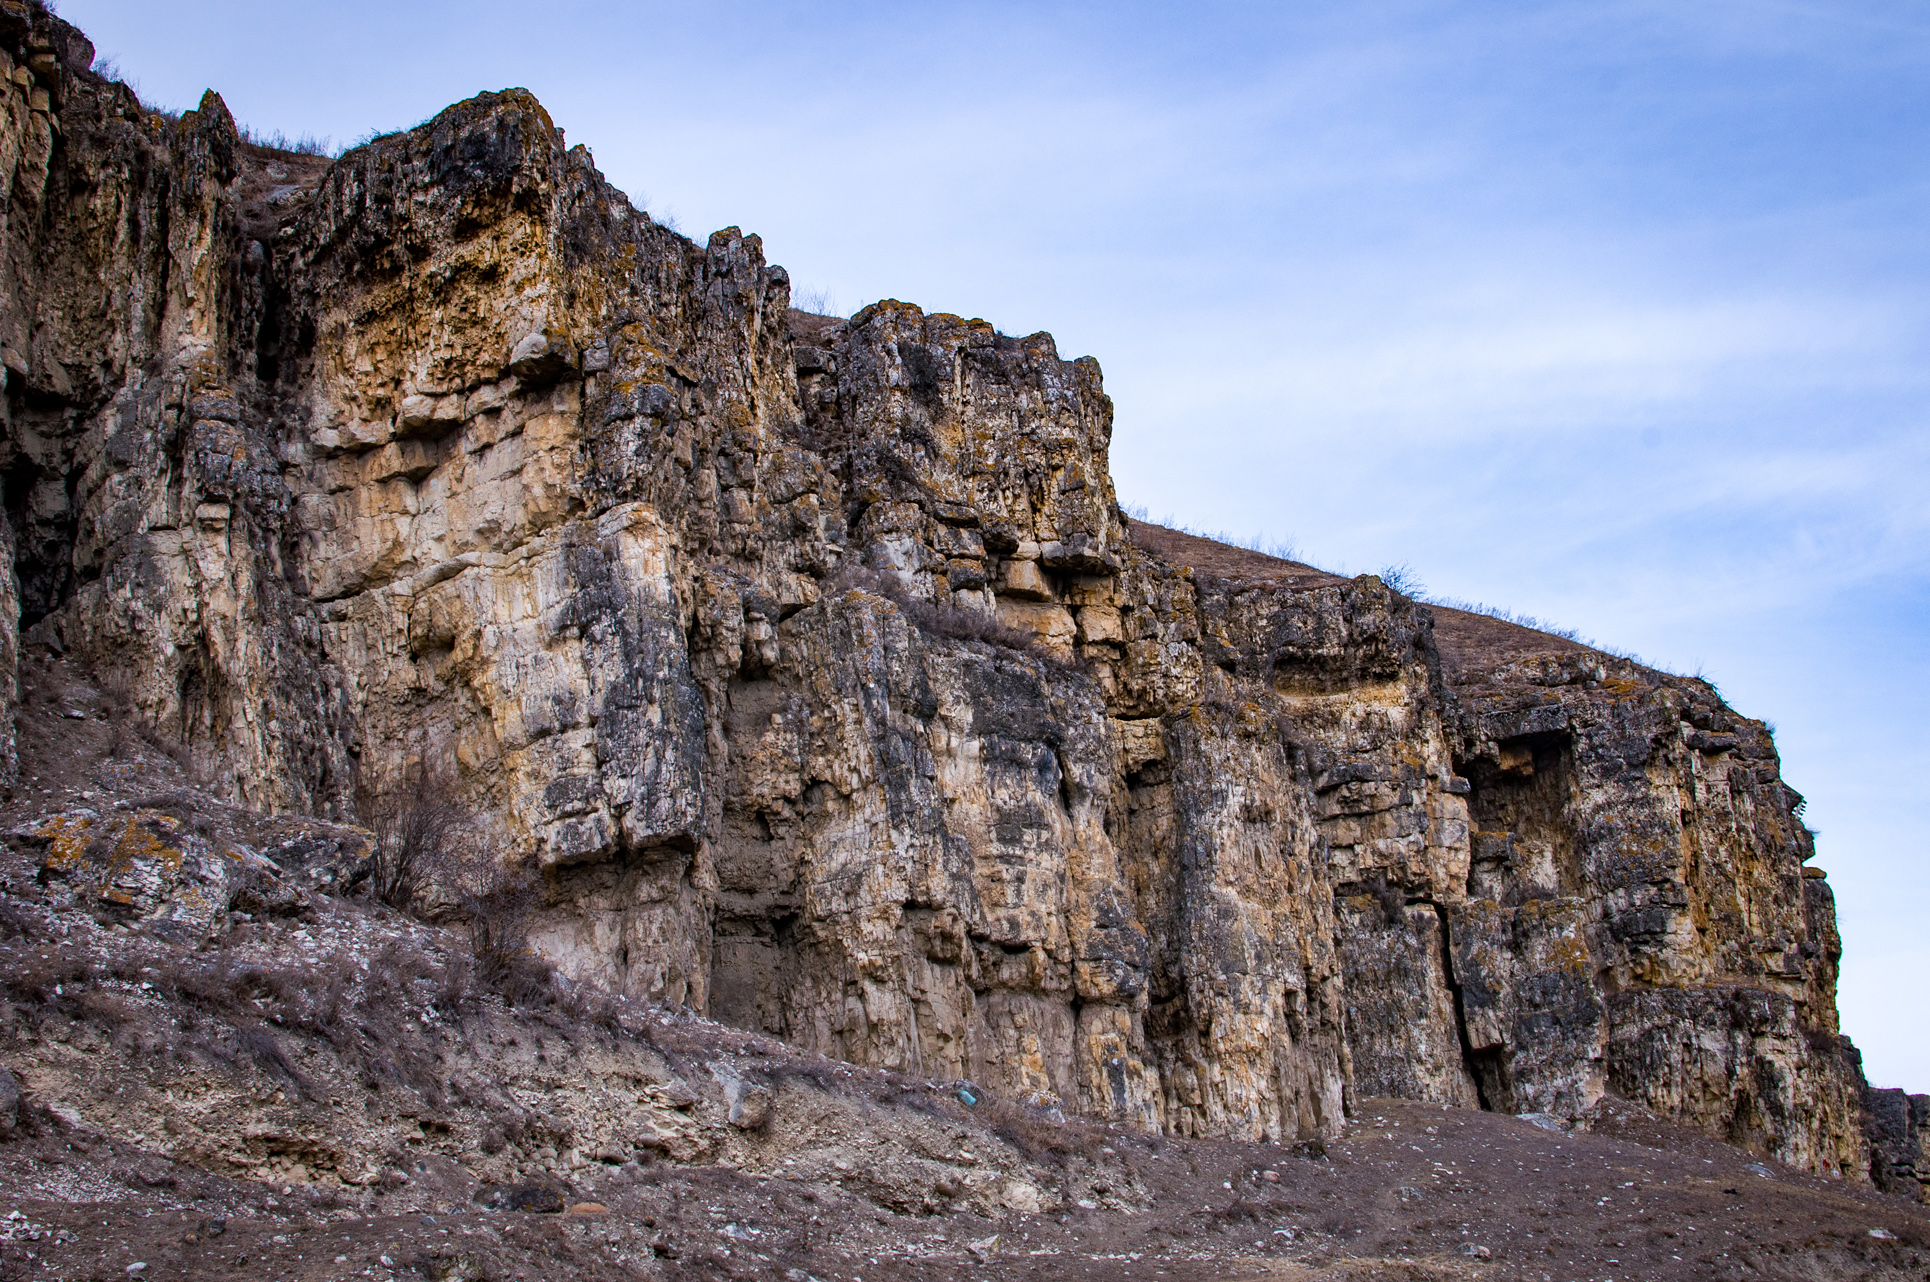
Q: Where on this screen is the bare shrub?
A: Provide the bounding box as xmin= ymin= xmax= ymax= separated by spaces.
xmin=135 ymin=722 xmax=194 ymax=772
xmin=463 ymin=864 xmax=539 ymax=976
xmin=1377 ymin=563 xmax=1425 ymax=597
xmin=358 ymin=778 xmax=471 ymax=912
xmin=88 ymin=677 xmax=195 ymax=771
xmin=825 ymin=562 xmax=1057 ymax=662
xmin=234 ymin=1024 xmax=309 ymax=1094
xmin=792 ymin=285 xmax=838 ymax=315
xmin=1213 ymin=1196 xmax=1265 ymax=1222
xmin=356 ymin=778 xmax=573 ymax=1012
xmin=984 ymin=1098 xmax=1102 ymax=1166
xmin=0 ymin=900 xmax=39 ymax=941
xmin=5 ymin=948 xmax=100 ymax=1009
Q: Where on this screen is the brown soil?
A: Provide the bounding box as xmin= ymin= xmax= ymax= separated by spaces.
xmin=234 ymin=143 xmax=333 ymax=244
xmin=787 ymin=309 xmax=845 ymax=342
xmin=1125 ymin=521 xmax=1595 ymax=677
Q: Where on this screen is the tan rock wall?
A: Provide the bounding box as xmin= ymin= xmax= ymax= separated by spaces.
xmin=0 ymin=3 xmax=1881 ymax=1179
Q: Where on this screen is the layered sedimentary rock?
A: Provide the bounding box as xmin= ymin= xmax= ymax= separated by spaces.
xmin=0 ymin=0 xmax=1888 ymax=1181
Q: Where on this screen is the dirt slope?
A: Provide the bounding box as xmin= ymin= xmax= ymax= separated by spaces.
xmin=1125 ymin=520 xmax=1595 ymax=675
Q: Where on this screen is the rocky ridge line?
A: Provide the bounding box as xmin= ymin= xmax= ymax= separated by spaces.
xmin=0 ymin=0 xmax=1920 ymax=1200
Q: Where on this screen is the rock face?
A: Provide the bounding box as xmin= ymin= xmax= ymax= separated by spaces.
xmin=0 ymin=0 xmax=1890 ymax=1181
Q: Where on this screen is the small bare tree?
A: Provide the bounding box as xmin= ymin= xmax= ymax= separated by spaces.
xmin=359 ymin=777 xmax=470 ymax=912
xmin=358 ymin=775 xmax=558 ymax=1006
xmin=461 ymin=859 xmax=552 ymax=1006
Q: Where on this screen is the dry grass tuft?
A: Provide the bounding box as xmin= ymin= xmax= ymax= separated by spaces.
xmin=825 ymin=563 xmax=1061 ymax=663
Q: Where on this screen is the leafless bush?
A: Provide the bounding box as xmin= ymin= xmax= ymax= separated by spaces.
xmin=1212 ymin=1196 xmax=1266 ymax=1222
xmin=0 ymin=900 xmax=39 ymax=941
xmin=792 ymin=285 xmax=838 ymax=316
xmin=357 ymin=779 xmax=576 ymax=1012
xmin=1377 ymin=563 xmax=1425 ymax=597
xmin=131 ymin=721 xmax=194 ymax=772
xmin=825 ymin=562 xmax=1057 ymax=662
xmin=984 ymin=1098 xmax=1103 ymax=1166
xmin=233 ymin=1024 xmax=310 ymax=1094
xmin=5 ymin=947 xmax=100 ymax=1008
xmin=358 ymin=778 xmax=471 ymax=912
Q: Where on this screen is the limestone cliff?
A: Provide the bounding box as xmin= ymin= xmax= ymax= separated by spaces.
xmin=0 ymin=0 xmax=1890 ymax=1185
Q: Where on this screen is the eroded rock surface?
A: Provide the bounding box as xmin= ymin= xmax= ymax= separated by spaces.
xmin=0 ymin=0 xmax=1893 ymax=1184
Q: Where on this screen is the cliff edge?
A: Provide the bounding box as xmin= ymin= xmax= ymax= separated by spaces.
xmin=0 ymin=0 xmax=1913 ymax=1197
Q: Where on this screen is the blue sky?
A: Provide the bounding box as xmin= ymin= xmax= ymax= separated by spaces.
xmin=61 ymin=0 xmax=1930 ymax=1089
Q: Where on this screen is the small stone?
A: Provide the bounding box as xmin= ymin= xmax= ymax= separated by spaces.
xmin=125 ymin=1266 xmax=147 ymax=1276
xmin=505 ymin=1186 xmax=566 ymax=1214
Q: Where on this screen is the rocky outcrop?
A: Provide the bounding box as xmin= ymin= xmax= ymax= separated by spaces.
xmin=1867 ymin=1088 xmax=1930 ymax=1201
xmin=0 ymin=0 xmax=1890 ymax=1182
